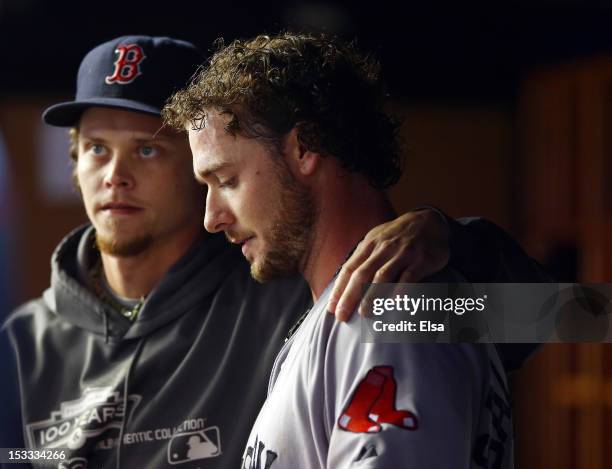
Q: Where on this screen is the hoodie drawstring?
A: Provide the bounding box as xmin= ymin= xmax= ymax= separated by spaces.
xmin=116 ymin=337 xmax=146 ymax=469
xmin=103 ymin=310 xmax=110 ymax=344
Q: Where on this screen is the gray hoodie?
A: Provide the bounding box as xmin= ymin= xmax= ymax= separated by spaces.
xmin=1 ymin=225 xmax=311 ymax=469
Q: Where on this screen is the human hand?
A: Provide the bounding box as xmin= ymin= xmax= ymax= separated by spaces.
xmin=327 ymin=209 xmax=451 ymax=321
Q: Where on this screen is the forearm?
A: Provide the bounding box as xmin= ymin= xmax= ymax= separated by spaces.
xmin=418 ymin=206 xmax=551 ymax=282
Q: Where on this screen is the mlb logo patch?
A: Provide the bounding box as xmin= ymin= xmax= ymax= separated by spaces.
xmin=167 ymin=426 xmax=221 ymax=464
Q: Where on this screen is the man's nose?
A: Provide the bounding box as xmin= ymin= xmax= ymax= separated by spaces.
xmin=204 ymin=191 xmax=234 ymax=233
xmin=103 ymin=154 xmax=134 ymax=189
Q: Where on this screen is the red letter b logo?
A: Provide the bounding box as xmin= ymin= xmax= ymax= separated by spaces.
xmin=105 ymin=44 xmax=146 ymax=85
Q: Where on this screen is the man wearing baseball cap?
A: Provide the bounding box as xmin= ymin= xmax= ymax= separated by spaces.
xmin=0 ymin=35 xmax=546 ymax=468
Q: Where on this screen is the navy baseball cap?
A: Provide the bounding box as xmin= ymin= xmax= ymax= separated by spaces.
xmin=43 ymin=35 xmax=203 ymax=127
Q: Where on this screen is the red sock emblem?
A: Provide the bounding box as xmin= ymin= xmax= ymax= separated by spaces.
xmin=368 ymin=366 xmax=418 ymax=430
xmin=338 ymin=365 xmax=418 ymax=433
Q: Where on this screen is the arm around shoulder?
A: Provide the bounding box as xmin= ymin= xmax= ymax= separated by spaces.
xmin=428 ymin=207 xmax=551 ymax=282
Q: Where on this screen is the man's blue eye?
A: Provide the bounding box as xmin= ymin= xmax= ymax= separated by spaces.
xmin=91 ymin=144 xmax=105 ymax=155
xmin=139 ymin=146 xmax=158 ymax=158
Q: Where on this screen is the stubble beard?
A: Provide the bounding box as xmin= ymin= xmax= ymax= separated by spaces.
xmin=96 ymin=229 xmax=154 ymax=257
xmin=250 ymin=165 xmax=316 ymax=283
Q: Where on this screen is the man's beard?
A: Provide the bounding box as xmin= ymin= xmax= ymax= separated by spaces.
xmin=96 ymin=231 xmax=154 ymax=257
xmin=250 ymin=165 xmax=316 ymax=283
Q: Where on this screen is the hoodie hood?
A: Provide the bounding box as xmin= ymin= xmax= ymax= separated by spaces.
xmin=43 ymin=224 xmax=243 ymax=340
xmin=5 ymin=222 xmax=311 ymax=468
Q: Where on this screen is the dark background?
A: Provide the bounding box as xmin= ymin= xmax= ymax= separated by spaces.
xmin=2 ymin=0 xmax=612 ymax=101
xmin=2 ymin=2 xmax=612 ymax=468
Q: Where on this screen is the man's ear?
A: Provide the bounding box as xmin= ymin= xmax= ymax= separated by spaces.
xmin=284 ymin=127 xmax=319 ymax=177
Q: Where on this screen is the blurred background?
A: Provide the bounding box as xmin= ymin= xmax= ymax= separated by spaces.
xmin=1 ymin=0 xmax=611 ymax=466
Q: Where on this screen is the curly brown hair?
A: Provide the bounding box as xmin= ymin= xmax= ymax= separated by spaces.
xmin=163 ymin=32 xmax=402 ymax=189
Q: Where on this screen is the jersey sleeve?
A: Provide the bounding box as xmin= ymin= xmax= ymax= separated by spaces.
xmin=322 ymin=321 xmax=504 ymax=468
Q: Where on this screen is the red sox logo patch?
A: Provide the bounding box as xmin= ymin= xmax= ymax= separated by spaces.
xmin=105 ymin=44 xmax=146 ymax=85
xmin=338 ymin=365 xmax=418 ymax=433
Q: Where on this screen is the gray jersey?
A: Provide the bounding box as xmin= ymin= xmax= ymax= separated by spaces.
xmin=242 ymin=283 xmax=513 ymax=469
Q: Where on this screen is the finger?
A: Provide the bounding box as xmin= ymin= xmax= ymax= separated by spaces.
xmin=335 ymin=268 xmax=372 ymax=321
xmin=371 ymin=246 xmax=421 ymax=284
xmin=358 ymin=283 xmax=378 ymax=317
xmin=356 ymin=254 xmax=412 ymax=316
xmin=335 ymin=249 xmax=394 ymax=321
xmin=359 ymin=281 xmax=408 ymax=319
xmin=327 ymin=241 xmax=375 ymax=315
